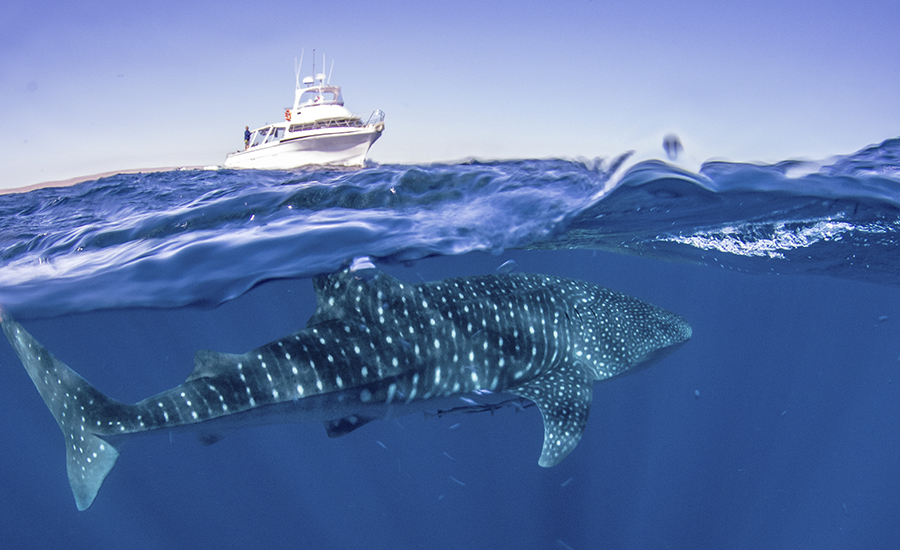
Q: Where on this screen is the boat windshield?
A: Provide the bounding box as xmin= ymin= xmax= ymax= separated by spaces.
xmin=298 ymin=88 xmax=340 ymax=107
xmin=248 ymin=126 xmax=285 ymax=148
xmin=264 ymin=127 xmax=284 ymax=143
xmin=250 ymin=127 xmax=271 ymax=148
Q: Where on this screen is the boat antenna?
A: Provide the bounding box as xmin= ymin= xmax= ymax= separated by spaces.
xmin=328 ymin=58 xmax=334 ymax=84
xmin=312 ymin=48 xmax=316 ymax=82
xmin=292 ymin=49 xmax=305 ymax=110
xmin=294 ymin=49 xmax=304 ymax=90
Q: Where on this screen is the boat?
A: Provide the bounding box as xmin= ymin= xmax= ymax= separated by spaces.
xmin=225 ymin=59 xmax=384 ymax=169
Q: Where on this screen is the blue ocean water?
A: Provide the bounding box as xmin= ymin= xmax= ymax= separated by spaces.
xmin=1 ymin=137 xmax=899 ymax=548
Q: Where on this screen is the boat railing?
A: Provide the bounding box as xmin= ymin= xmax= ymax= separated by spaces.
xmin=364 ymin=110 xmax=385 ymax=126
xmin=289 ymin=118 xmax=364 ymax=133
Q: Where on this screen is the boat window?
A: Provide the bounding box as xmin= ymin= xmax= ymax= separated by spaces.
xmin=264 ymin=127 xmax=284 ymax=144
xmin=250 ymin=127 xmax=271 ymax=148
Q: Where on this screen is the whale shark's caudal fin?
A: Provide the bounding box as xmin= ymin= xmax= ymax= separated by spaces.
xmin=1 ymin=314 xmax=129 ymax=510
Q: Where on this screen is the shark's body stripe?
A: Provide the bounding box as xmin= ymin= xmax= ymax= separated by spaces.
xmin=2 ymin=269 xmax=691 ymax=510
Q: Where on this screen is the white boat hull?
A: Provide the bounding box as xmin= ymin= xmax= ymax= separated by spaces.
xmin=224 ymin=126 xmax=382 ymax=169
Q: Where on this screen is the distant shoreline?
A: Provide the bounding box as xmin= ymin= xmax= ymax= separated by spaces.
xmin=0 ymin=166 xmax=206 ymax=195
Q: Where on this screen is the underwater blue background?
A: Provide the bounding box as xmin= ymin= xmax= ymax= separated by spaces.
xmin=1 ymin=140 xmax=899 ymax=548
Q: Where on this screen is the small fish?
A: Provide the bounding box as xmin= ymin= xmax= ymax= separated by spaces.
xmin=496 ymin=259 xmax=518 ymax=274
xmin=448 ymin=476 xmax=466 ymax=487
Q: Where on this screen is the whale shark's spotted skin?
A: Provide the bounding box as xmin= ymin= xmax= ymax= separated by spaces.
xmin=2 ymin=268 xmax=691 ymax=510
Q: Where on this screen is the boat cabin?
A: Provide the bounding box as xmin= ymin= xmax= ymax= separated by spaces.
xmin=295 ymin=85 xmax=344 ymax=109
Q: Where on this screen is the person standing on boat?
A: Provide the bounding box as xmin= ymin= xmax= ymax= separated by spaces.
xmin=244 ymin=126 xmax=251 ymax=150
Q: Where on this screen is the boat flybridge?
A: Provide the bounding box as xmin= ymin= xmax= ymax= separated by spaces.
xmin=225 ymin=61 xmax=384 ymax=169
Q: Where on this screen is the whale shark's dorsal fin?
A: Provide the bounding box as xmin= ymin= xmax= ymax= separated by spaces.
xmin=186 ymin=269 xmax=413 ymax=382
xmin=306 ymin=269 xmax=416 ymax=327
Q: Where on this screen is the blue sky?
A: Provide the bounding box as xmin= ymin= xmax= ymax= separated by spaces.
xmin=2 ymin=0 xmax=898 ymax=189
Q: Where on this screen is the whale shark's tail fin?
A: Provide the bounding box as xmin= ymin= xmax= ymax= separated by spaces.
xmin=1 ymin=314 xmax=129 ymax=510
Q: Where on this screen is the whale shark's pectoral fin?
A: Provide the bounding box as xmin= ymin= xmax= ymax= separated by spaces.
xmin=323 ymin=415 xmax=376 ymax=438
xmin=510 ymin=361 xmax=594 ymax=467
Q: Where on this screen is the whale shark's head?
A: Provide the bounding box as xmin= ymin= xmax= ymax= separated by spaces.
xmin=570 ymin=285 xmax=692 ymax=381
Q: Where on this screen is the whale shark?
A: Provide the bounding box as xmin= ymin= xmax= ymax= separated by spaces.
xmin=2 ymin=268 xmax=691 ymax=510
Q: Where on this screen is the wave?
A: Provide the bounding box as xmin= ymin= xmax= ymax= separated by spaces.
xmin=1 ymin=138 xmax=898 ymax=318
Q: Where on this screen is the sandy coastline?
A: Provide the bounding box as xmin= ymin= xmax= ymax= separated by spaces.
xmin=0 ymin=166 xmax=207 ymax=195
